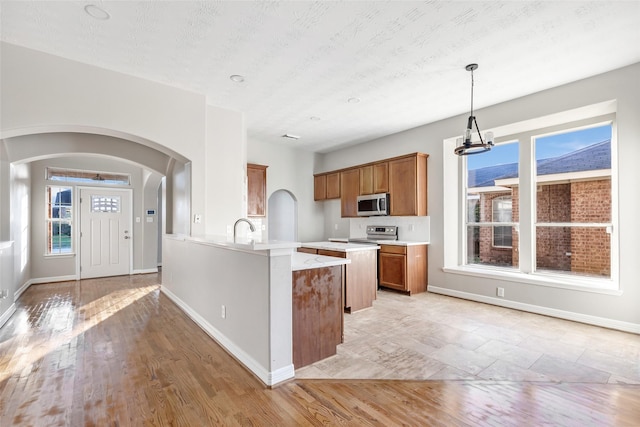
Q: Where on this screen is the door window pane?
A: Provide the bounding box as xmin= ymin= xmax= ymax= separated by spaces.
xmin=91 ymin=195 xmax=121 ymax=213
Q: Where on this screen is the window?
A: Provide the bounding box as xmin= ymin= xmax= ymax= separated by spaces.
xmin=492 ymin=196 xmax=512 ymax=248
xmin=91 ymin=195 xmax=121 ymax=213
xmin=458 ymin=111 xmax=616 ymax=287
xmin=534 ymin=125 xmax=612 ymax=278
xmin=466 ymin=142 xmax=519 ymax=268
xmin=46 ymin=167 xmax=130 ymax=185
xmin=47 ymin=186 xmax=72 ymax=255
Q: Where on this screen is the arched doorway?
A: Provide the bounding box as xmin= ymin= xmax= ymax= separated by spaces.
xmin=268 ymin=190 xmax=298 ymax=241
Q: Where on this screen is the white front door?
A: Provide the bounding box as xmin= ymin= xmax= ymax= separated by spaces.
xmin=80 ymin=188 xmax=132 ymax=279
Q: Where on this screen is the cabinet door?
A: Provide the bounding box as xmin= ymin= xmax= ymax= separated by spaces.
xmin=314 ymin=175 xmax=327 ymax=201
xmin=379 ymin=252 xmax=406 ymax=291
xmin=389 ymin=155 xmax=427 ymax=216
xmin=326 ymin=172 xmax=341 ymax=199
xmin=373 ymin=162 xmax=389 ymax=193
xmin=340 ymin=169 xmax=360 ymax=217
xmin=247 ymin=164 xmax=267 ymax=217
xmin=359 ymin=166 xmax=373 ymax=195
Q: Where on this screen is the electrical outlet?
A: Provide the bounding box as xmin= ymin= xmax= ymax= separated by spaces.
xmin=0 ymin=289 xmax=8 ymax=299
xmin=408 ymin=224 xmax=414 ymax=231
xmin=497 ymin=287 xmax=505 ymax=298
xmin=221 ymin=305 xmax=226 ymax=319
xmin=194 ymin=214 xmax=202 ymax=224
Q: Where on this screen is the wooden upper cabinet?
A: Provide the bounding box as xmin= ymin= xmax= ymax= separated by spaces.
xmin=326 ymin=172 xmax=340 ymax=199
xmin=373 ymin=162 xmax=389 ymax=193
xmin=389 ymin=154 xmax=428 ymax=216
xmin=359 ymin=166 xmax=373 ymax=195
xmin=314 ymin=175 xmax=327 ymax=201
xmin=340 ymin=169 xmax=360 ymax=217
xmin=314 ymin=153 xmax=426 ymax=217
xmin=315 ymin=173 xmax=340 ymax=200
xmin=360 ymin=162 xmax=388 ymax=195
xmin=247 ymin=163 xmax=267 ymax=217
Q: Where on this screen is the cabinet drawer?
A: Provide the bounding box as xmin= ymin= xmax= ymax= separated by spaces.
xmin=298 ymin=247 xmax=318 ymax=254
xmin=318 ymin=249 xmax=347 ymax=259
xmin=380 ymin=245 xmax=406 ymax=255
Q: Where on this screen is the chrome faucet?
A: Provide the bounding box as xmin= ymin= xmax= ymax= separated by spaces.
xmin=233 ymin=218 xmax=256 ymax=240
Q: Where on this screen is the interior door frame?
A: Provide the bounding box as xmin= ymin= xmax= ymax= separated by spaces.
xmin=76 ymin=186 xmax=133 ymax=278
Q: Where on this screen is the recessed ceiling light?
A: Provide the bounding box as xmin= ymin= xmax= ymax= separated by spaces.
xmin=230 ymin=75 xmax=245 ymax=83
xmin=348 ymin=97 xmax=361 ymax=104
xmin=84 ymin=4 xmax=110 ymax=20
xmin=282 ymin=134 xmax=301 ymax=140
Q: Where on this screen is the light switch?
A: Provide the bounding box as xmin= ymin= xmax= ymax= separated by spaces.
xmin=136 ymin=217 xmax=141 ymax=223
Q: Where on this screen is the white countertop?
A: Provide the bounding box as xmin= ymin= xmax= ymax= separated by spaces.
xmin=292 ymin=252 xmax=351 ymax=271
xmin=301 ymin=241 xmax=380 ymax=252
xmin=165 ymin=234 xmax=301 ymax=252
xmin=373 ymin=240 xmax=429 ymax=246
xmin=328 ymin=238 xmax=429 ymax=246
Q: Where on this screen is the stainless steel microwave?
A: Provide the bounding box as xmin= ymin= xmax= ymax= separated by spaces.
xmin=356 ymin=193 xmax=390 ymax=216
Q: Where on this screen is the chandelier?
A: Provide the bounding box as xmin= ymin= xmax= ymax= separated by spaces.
xmin=454 ymin=64 xmax=494 ymax=156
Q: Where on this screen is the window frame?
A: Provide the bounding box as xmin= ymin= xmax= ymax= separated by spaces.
xmin=444 ymin=104 xmax=619 ymax=293
xmin=46 ymin=185 xmax=74 ymax=256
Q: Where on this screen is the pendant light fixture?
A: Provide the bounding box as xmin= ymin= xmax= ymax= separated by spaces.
xmin=454 ymin=63 xmax=494 ymax=156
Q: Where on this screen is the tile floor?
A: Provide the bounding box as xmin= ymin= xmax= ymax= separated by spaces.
xmin=295 ymin=290 xmax=640 ymax=384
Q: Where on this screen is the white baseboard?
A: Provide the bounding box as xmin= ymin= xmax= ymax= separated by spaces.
xmin=428 ymin=285 xmax=640 ymax=334
xmin=132 ymin=268 xmax=158 ymax=274
xmin=16 ymin=275 xmax=77 ymax=300
xmin=160 ymin=286 xmax=294 ymax=386
xmin=0 ymin=303 xmax=16 ymax=329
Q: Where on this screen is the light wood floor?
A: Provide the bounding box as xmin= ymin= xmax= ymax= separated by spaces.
xmin=1 ymin=273 xmax=639 ymax=426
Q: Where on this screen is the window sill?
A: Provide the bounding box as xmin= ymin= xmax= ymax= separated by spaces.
xmin=442 ymin=265 xmax=622 ymax=296
xmin=44 ymin=253 xmax=75 ymax=259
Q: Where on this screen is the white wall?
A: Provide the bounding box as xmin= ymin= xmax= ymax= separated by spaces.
xmin=319 ymin=63 xmax=640 ymax=329
xmin=0 ymin=42 xmax=245 ymax=238
xmin=247 ymin=139 xmax=325 ymax=242
xmin=10 ymin=163 xmax=30 ymax=296
xmin=0 ymin=43 xmax=247 ymax=325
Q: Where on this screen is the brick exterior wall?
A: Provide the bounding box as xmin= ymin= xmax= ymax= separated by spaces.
xmin=536 ymin=184 xmax=571 ymax=271
xmin=473 ymin=178 xmax=610 ymax=276
xmin=477 ymin=191 xmax=513 ymax=266
xmin=570 ymin=179 xmax=611 ymax=276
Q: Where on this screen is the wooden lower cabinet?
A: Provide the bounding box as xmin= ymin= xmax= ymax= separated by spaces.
xmin=301 ymin=247 xmax=378 ymax=313
xmin=292 ymin=265 xmax=343 ymax=369
xmin=317 ymin=249 xmax=377 ymax=313
xmin=379 ymin=244 xmax=428 ymax=295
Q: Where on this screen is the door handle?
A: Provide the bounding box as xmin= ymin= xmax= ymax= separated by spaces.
xmin=124 ymin=236 xmax=130 ymax=239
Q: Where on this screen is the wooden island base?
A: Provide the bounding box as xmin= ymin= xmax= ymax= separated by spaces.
xmin=292 ymin=265 xmax=343 ymax=369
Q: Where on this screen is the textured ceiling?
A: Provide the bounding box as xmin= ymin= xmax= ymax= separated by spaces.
xmin=1 ymin=1 xmax=639 ymax=153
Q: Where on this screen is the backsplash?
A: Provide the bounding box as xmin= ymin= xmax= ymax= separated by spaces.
xmin=349 ymin=216 xmax=430 ymax=243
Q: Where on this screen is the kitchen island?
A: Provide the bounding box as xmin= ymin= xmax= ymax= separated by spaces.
xmin=298 ymin=241 xmax=379 ymax=313
xmin=161 ymin=234 xmax=351 ymax=386
xmin=162 ymin=234 xmax=301 ymax=387
xmin=291 ymin=252 xmax=350 ymax=368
